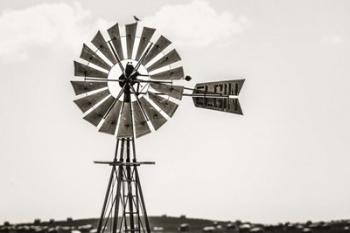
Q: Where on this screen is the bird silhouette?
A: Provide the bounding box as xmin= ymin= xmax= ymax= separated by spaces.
xmin=133 ymin=16 xmax=141 ymax=22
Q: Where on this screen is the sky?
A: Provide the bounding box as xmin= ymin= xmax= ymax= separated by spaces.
xmin=0 ymin=0 xmax=350 ymax=224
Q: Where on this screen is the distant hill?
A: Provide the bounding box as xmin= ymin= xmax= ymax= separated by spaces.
xmin=1 ymin=216 xmax=350 ymax=233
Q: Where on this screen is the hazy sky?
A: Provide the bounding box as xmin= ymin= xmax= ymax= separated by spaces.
xmin=1 ymin=0 xmax=350 ymax=224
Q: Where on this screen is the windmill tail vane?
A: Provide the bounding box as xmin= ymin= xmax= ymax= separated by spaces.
xmin=71 ymin=21 xmax=245 ymax=233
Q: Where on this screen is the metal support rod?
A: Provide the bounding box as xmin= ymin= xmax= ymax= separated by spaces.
xmin=183 ymin=86 xmax=239 ymax=98
xmin=134 ymin=168 xmax=151 ymax=233
xmin=183 ymin=93 xmax=238 ymax=98
xmin=130 ymin=85 xmax=150 ymax=121
xmin=84 ymin=77 xmax=172 ymax=84
xmin=136 ymin=79 xmax=173 ymax=84
xmin=108 ymin=41 xmax=125 ymax=73
xmin=134 ymin=164 xmax=141 ymax=233
xmin=102 ymin=84 xmax=126 ymax=119
xmin=131 ymin=42 xmax=153 ymax=77
xmin=130 ymin=137 xmax=143 ymax=233
xmin=126 ymin=139 xmax=135 ymax=233
xmin=135 ymin=91 xmax=238 ymax=98
xmin=97 ymin=139 xmax=119 ymax=233
xmin=97 ymin=167 xmax=114 ymax=233
xmin=112 ymin=148 xmax=124 ymax=233
xmin=120 ymin=139 xmax=128 ymax=233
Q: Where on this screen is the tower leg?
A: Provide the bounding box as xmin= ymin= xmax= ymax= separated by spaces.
xmin=134 ymin=169 xmax=151 ymax=233
xmin=126 ymin=139 xmax=135 ymax=233
xmin=97 ymin=140 xmax=119 ymax=233
xmin=112 ymin=150 xmax=124 ymax=233
xmin=97 ymin=138 xmax=152 ymax=233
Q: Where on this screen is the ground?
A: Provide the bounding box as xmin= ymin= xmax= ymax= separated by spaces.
xmin=1 ymin=216 xmax=350 ymax=233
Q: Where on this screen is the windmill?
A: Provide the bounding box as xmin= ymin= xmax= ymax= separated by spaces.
xmin=71 ymin=22 xmax=245 ymax=233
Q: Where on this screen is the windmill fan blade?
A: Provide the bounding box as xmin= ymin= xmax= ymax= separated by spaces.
xmin=135 ymin=27 xmax=156 ymax=60
xmin=83 ymin=96 xmax=115 ymax=126
xmin=147 ymin=49 xmax=181 ymax=72
xmin=150 ymin=67 xmax=184 ymax=80
xmin=99 ymin=101 xmax=122 ymax=135
xmin=148 ymin=92 xmax=178 ymax=117
xmin=150 ymin=83 xmax=184 ymax=100
xmin=91 ymin=31 xmax=117 ymax=64
xmin=117 ymin=103 xmax=133 ymax=138
xmin=140 ymin=97 xmax=166 ymax=130
xmin=193 ymin=79 xmax=245 ymax=96
xmin=125 ymin=23 xmax=137 ymax=59
xmin=107 ymin=23 xmax=124 ymax=60
xmin=71 ymin=81 xmax=107 ymax=95
xmin=193 ymin=97 xmax=243 ymax=115
xmin=73 ymin=89 xmax=110 ymax=113
xmin=80 ymin=44 xmax=111 ymax=71
xmin=131 ymin=102 xmax=151 ymax=138
xmin=74 ymin=61 xmax=108 ymax=79
xmin=142 ymin=35 xmax=171 ymax=66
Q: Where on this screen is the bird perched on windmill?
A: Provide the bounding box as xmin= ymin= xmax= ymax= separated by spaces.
xmin=133 ymin=16 xmax=141 ymax=22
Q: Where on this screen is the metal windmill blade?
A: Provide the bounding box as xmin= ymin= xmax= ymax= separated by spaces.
xmin=71 ymin=81 xmax=107 ymax=95
xmin=135 ymin=27 xmax=156 ymax=60
xmin=74 ymin=61 xmax=108 ymax=79
xmin=83 ymin=96 xmax=115 ymax=126
xmin=139 ymin=97 xmax=167 ymax=130
xmin=142 ymin=35 xmax=171 ymax=65
xmin=148 ymin=92 xmax=178 ymax=117
xmin=125 ymin=23 xmax=137 ymax=59
xmin=99 ymin=100 xmax=122 ymax=135
xmin=91 ymin=31 xmax=117 ymax=64
xmin=150 ymin=66 xmax=184 ymax=80
xmin=73 ymin=89 xmax=110 ymax=113
xmin=146 ymin=49 xmax=181 ymax=72
xmin=132 ymin=101 xmax=151 ymax=138
xmin=117 ymin=102 xmax=133 ymax=138
xmin=107 ymin=23 xmax=124 ymax=60
xmin=80 ymin=44 xmax=111 ymax=71
xmin=150 ymin=83 xmax=184 ymax=100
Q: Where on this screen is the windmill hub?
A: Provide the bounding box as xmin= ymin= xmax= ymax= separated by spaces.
xmin=107 ymin=60 xmax=149 ymax=98
xmin=117 ymin=63 xmax=138 ymax=87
